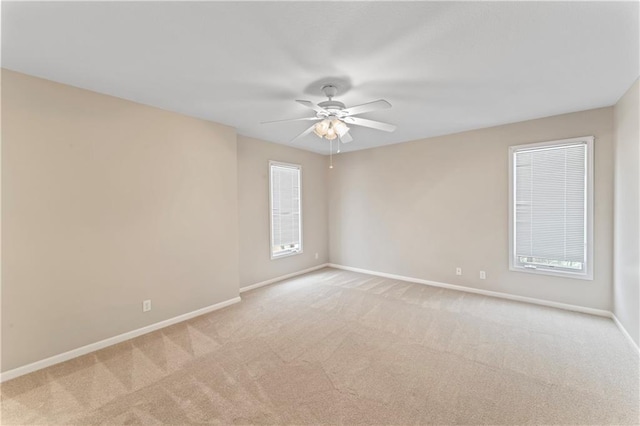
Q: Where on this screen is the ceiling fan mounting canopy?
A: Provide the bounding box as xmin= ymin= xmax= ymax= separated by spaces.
xmin=321 ymin=84 xmax=339 ymax=99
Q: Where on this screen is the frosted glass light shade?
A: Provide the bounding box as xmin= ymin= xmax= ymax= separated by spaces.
xmin=314 ymin=119 xmax=330 ymax=137
xmin=333 ymin=120 xmax=349 ymax=137
xmin=313 ymin=118 xmax=348 ymax=140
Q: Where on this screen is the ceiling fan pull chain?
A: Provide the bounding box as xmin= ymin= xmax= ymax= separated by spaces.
xmin=329 ymin=139 xmax=334 ymax=169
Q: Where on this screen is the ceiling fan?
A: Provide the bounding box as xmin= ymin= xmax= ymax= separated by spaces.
xmin=262 ymin=84 xmax=396 ymax=145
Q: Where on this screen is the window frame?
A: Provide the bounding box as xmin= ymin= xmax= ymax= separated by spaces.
xmin=508 ymin=136 xmax=594 ymax=280
xmin=269 ymin=160 xmax=303 ymax=260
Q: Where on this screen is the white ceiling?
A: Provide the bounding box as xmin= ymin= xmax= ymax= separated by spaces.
xmin=2 ymin=1 xmax=638 ymax=154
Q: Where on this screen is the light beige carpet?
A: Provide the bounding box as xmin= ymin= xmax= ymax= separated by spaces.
xmin=1 ymin=267 xmax=638 ymax=425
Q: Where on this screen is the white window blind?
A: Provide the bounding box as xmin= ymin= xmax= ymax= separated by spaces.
xmin=509 ymin=137 xmax=593 ymax=279
xmin=270 ymin=162 xmax=302 ymax=259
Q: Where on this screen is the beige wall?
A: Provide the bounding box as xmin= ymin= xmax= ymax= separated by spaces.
xmin=237 ymin=136 xmax=328 ymax=288
xmin=1 ymin=68 xmax=628 ymax=374
xmin=614 ymin=78 xmax=639 ymax=345
xmin=1 ymin=70 xmax=239 ymax=372
xmin=329 ymin=107 xmax=614 ymax=310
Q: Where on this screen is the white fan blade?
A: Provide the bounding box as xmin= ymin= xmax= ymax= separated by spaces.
xmin=296 ymin=100 xmax=329 ymax=114
xmin=342 ymin=99 xmax=391 ymax=116
xmin=261 ymin=117 xmax=321 ymax=124
xmin=340 ymin=132 xmax=353 ymax=143
xmin=343 ymin=116 xmax=396 ymax=132
xmin=290 ymin=123 xmax=317 ymax=143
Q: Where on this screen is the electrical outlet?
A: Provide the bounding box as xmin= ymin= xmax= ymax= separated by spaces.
xmin=480 ymin=271 xmax=486 ymax=280
xmin=315 ymin=252 xmax=319 ymax=260
xmin=143 ymin=299 xmax=151 ymax=312
xmin=456 ymin=267 xmax=462 ymax=276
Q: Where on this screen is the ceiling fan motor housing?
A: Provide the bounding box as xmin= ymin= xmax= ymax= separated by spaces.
xmin=317 ymin=100 xmax=347 ymax=117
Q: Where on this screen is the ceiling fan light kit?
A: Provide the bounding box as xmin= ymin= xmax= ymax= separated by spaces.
xmin=313 ymin=118 xmax=349 ymax=140
xmin=261 ymin=83 xmax=397 ymax=167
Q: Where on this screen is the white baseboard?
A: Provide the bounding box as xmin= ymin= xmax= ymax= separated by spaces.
xmin=4 ymin=264 xmax=634 ymax=382
xmin=0 ymin=296 xmax=242 ymax=383
xmin=240 ymin=263 xmax=329 ymax=293
xmin=611 ymin=313 xmax=640 ymax=355
xmin=328 ymin=263 xmax=612 ymax=317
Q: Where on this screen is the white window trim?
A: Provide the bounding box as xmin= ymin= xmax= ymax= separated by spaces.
xmin=269 ymin=160 xmax=303 ymax=260
xmin=508 ymin=136 xmax=594 ymax=280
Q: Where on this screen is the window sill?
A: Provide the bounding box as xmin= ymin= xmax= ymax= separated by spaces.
xmin=509 ymin=265 xmax=593 ymax=281
xmin=271 ymin=250 xmax=303 ymax=260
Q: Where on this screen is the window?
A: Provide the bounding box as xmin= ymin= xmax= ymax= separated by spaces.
xmin=509 ymin=136 xmax=594 ymax=280
xmin=270 ymin=161 xmax=302 ymax=259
